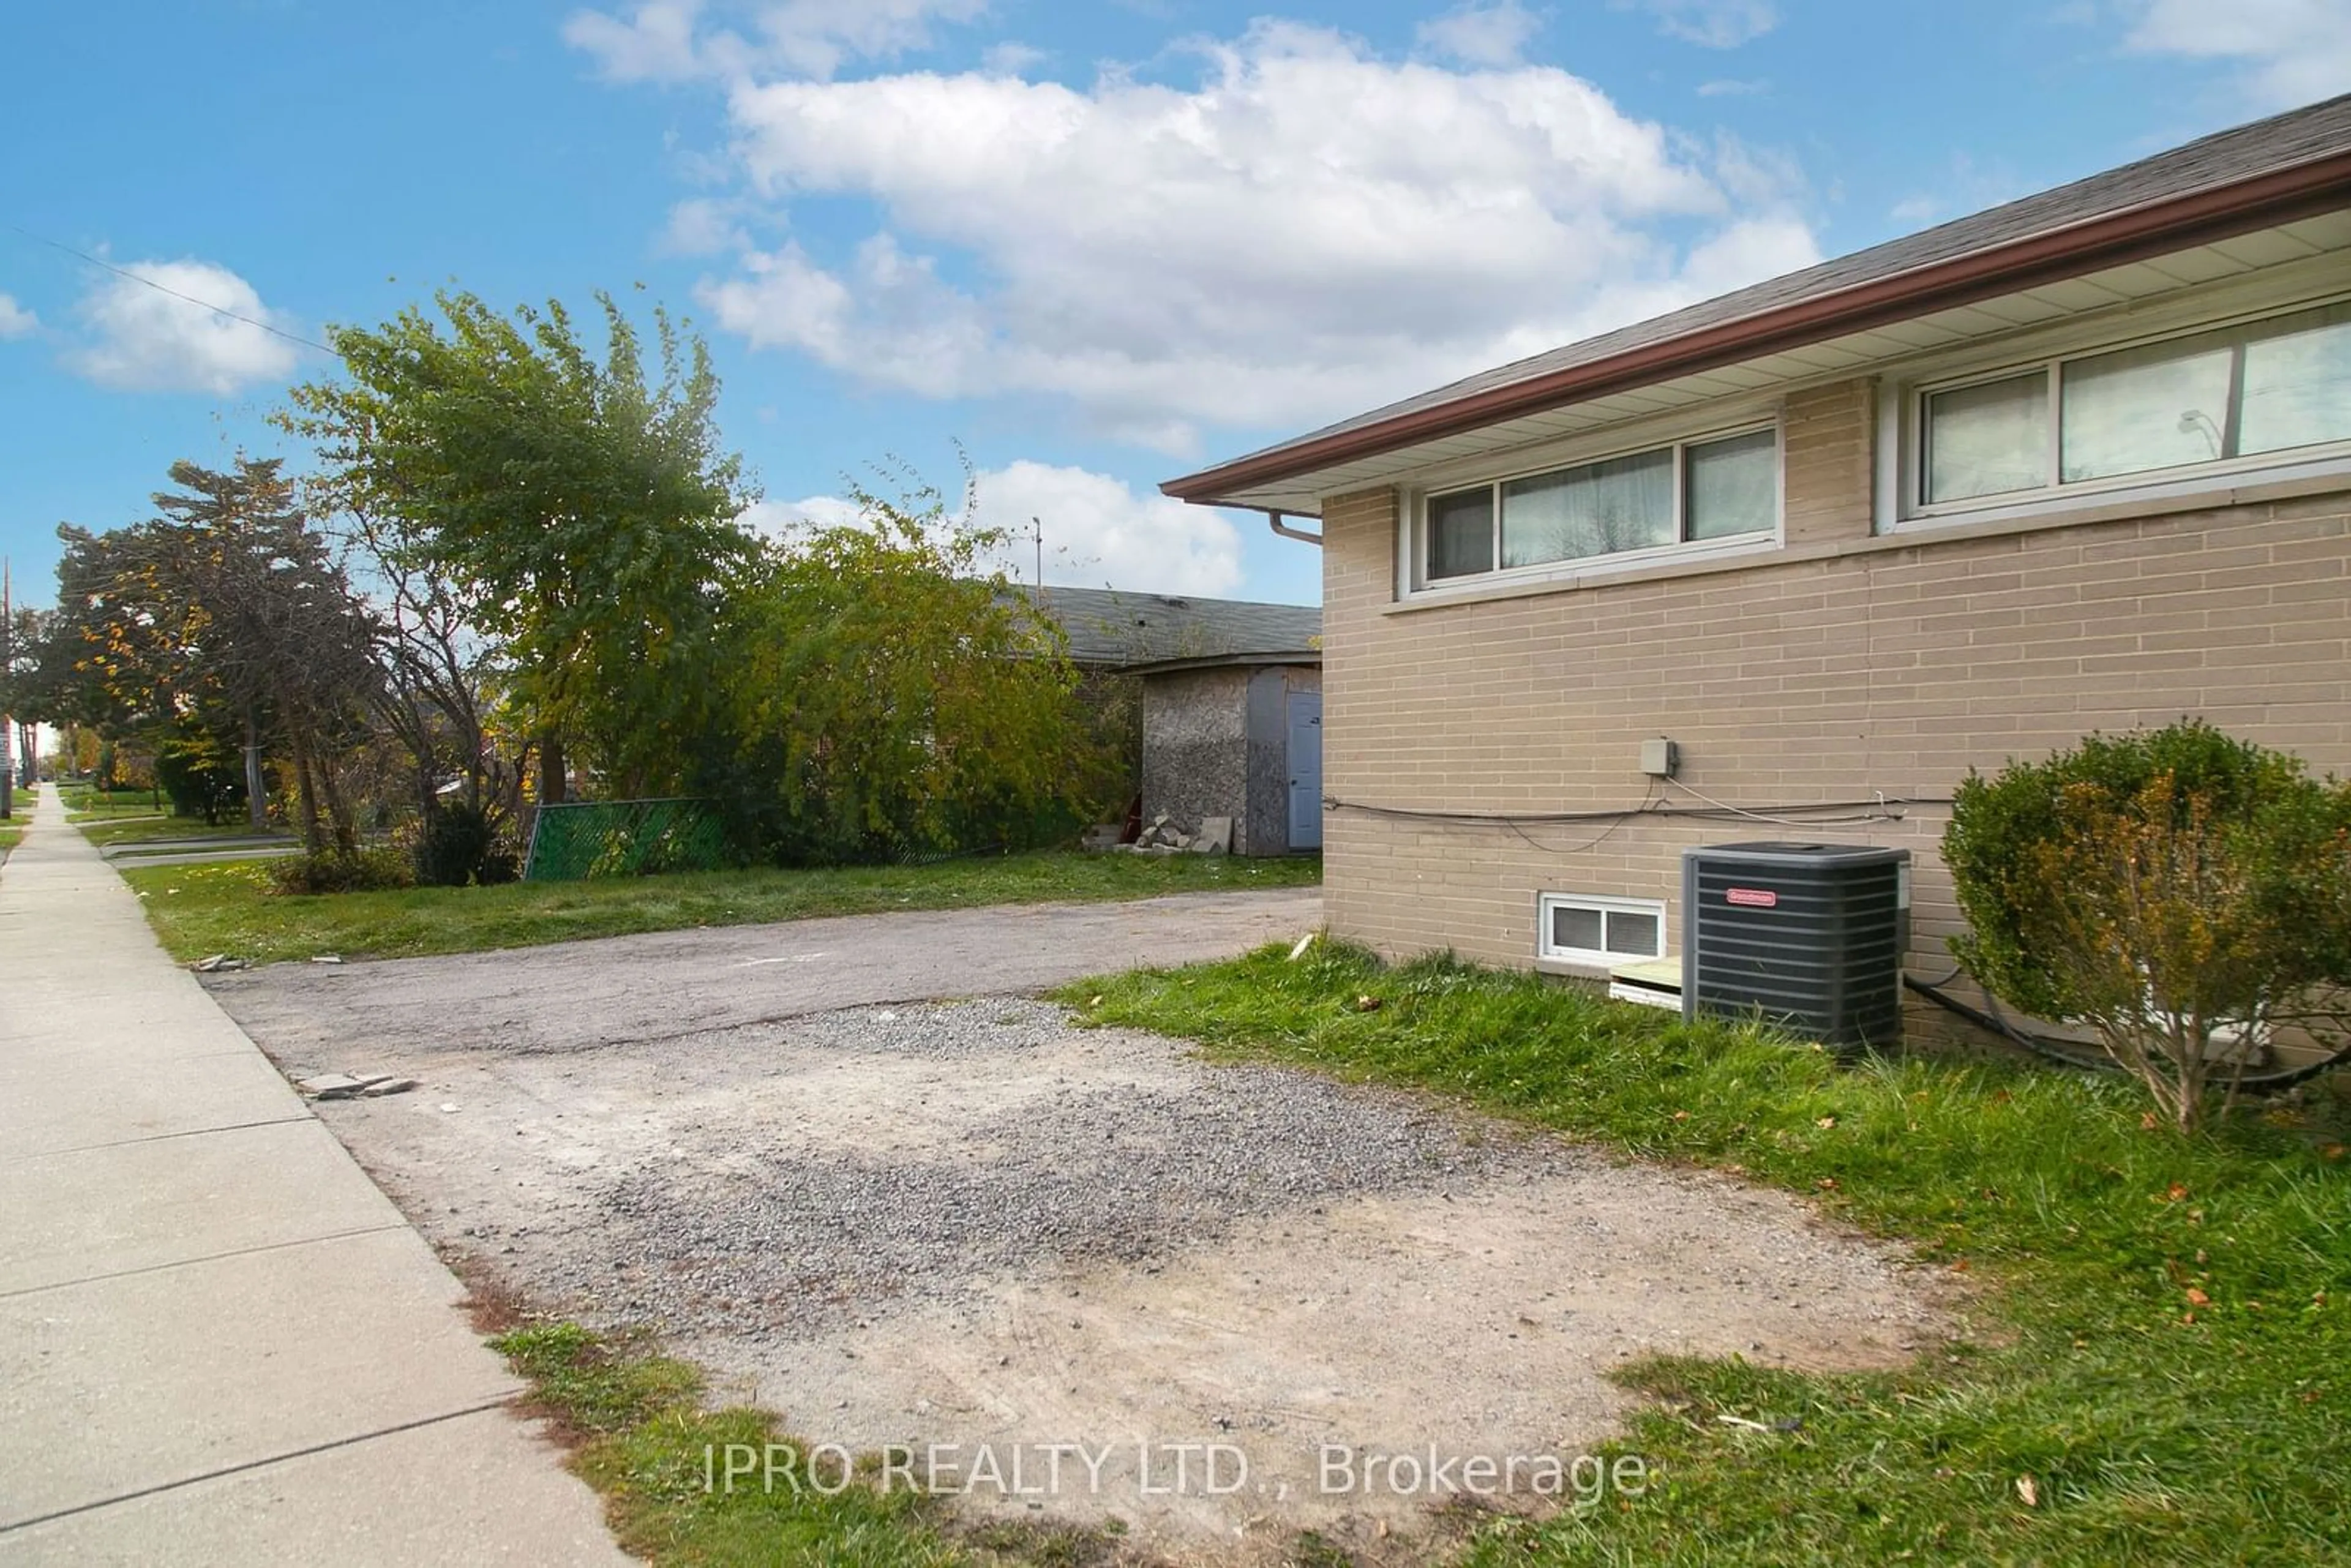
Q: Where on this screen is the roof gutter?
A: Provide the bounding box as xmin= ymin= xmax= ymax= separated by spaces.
xmin=1163 ymin=147 xmax=2351 ymax=506
xmin=1259 ymin=508 xmax=1323 ymax=546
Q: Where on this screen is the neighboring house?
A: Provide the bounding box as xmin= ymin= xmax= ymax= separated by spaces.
xmin=1163 ymin=94 xmax=2351 ymax=1037
xmin=1008 ymin=585 xmax=1322 ymax=854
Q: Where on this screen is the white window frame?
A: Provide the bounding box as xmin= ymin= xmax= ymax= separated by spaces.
xmin=1537 ymin=892 xmax=1667 ymax=966
xmin=1399 ymin=413 xmax=1783 ymax=598
xmin=1883 ymin=282 xmax=2351 ymax=533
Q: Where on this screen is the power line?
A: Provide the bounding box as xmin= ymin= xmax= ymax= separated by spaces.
xmin=4 ymin=224 xmax=336 ymax=356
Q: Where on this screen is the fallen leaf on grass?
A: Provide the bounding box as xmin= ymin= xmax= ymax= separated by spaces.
xmin=2185 ymin=1288 xmax=2211 ymax=1307
xmin=1816 ymin=1116 xmax=1837 ymax=1129
xmin=2015 ymin=1475 xmax=2039 ymax=1508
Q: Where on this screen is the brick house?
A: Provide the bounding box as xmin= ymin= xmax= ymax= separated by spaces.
xmin=1163 ymin=94 xmax=2351 ymax=1039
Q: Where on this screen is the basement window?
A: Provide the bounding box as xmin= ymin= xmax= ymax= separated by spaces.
xmin=1537 ymin=893 xmax=1665 ymax=966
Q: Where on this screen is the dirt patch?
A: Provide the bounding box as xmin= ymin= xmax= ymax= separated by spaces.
xmin=228 ymin=973 xmax=1951 ymax=1561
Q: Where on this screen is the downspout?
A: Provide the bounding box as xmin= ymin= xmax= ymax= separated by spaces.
xmin=1259 ymin=509 xmax=1323 ymax=547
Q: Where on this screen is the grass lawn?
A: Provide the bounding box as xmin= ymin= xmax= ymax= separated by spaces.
xmin=75 ymin=814 xmax=286 ymax=850
xmin=0 ymin=821 xmax=19 ymax=856
xmin=120 ymin=849 xmax=1321 ymax=966
xmin=59 ymin=787 xmax=170 ymax=822
xmin=489 ymin=1319 xmax=1106 ymax=1566
xmin=1060 ymin=942 xmax=2351 ymax=1565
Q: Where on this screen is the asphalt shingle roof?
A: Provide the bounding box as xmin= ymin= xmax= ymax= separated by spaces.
xmin=1007 ymin=584 xmax=1321 ymax=669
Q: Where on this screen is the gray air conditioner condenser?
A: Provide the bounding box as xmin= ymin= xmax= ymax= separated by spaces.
xmin=1681 ymin=841 xmax=1910 ymax=1049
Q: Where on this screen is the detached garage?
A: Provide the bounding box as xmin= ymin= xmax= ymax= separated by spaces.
xmin=1129 ymin=651 xmax=1322 ymax=857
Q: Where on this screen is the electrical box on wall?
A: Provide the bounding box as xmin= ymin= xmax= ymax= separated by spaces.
xmin=1639 ymin=737 xmax=1679 ymax=778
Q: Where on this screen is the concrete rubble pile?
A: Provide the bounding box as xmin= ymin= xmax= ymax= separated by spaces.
xmin=1114 ymin=813 xmax=1234 ymax=856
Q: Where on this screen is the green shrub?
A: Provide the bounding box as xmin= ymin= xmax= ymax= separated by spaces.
xmin=268 ymin=844 xmax=416 ymax=895
xmin=413 ymin=800 xmax=519 ymax=887
xmin=1944 ymin=719 xmax=2351 ymax=1130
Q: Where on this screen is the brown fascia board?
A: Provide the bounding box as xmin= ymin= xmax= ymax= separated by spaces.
xmin=1162 ymin=148 xmax=2351 ymax=507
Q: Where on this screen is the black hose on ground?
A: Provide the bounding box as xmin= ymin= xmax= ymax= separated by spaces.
xmin=1902 ymin=974 xmax=2351 ymax=1095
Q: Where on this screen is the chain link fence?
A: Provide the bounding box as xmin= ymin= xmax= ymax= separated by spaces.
xmin=521 ymin=798 xmax=728 ymax=882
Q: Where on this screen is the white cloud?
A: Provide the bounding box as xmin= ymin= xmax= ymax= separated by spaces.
xmin=691 ymin=20 xmax=1820 ymax=452
xmin=1695 ymin=77 xmax=1766 ymax=96
xmin=967 ymin=460 xmax=1243 ymax=594
xmin=2123 ymin=0 xmax=2351 ymax=110
xmin=68 ymin=258 xmax=299 ymax=394
xmin=740 ymin=492 xmax=865 ymax=534
xmin=0 ymin=293 xmax=36 ymax=339
xmin=1627 ymin=0 xmax=1778 ymax=48
xmin=660 ymin=195 xmax=752 ymax=254
xmin=979 ymin=40 xmax=1046 ymax=76
xmin=1415 ymin=1 xmax=1542 ymax=67
xmin=566 ymin=0 xmax=988 ymax=81
xmin=566 ymin=0 xmax=706 ymax=80
xmin=746 ymin=463 xmax=1245 ymax=595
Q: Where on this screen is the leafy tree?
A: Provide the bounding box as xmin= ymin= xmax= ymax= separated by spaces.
xmin=282 ymin=290 xmax=756 ymax=804
xmin=312 ymin=493 xmax=525 ymax=879
xmin=726 ymin=481 xmax=1105 ymax=864
xmin=154 ymin=719 xmax=251 ymax=824
xmin=1944 ymin=721 xmax=2351 ymax=1131
xmin=151 ymin=459 xmax=384 ymax=844
xmin=34 ymin=460 xmax=383 ymax=844
xmin=0 ymin=605 xmax=55 ymax=789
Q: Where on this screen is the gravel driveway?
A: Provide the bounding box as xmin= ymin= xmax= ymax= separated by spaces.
xmin=209 ymin=889 xmax=1948 ymax=1560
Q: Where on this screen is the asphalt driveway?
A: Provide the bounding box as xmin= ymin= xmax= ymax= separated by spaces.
xmin=206 ymin=887 xmax=1324 ymax=1057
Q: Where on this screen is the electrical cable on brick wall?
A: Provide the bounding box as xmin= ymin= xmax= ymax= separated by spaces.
xmin=1324 ymin=793 xmax=1954 ymax=832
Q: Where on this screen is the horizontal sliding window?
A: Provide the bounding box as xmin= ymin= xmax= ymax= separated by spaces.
xmin=1425 ymin=426 xmax=1776 ymax=583
xmin=1918 ymin=298 xmax=2351 ymax=511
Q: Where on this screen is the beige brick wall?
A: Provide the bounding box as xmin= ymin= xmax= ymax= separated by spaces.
xmin=1782 ymin=377 xmax=1877 ymax=548
xmin=1317 ymin=377 xmax=2351 ymax=1029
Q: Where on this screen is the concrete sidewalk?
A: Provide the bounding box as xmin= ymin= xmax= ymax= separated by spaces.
xmin=0 ymin=791 xmax=629 ymax=1565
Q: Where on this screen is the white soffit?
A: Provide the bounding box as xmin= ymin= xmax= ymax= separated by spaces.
xmin=1230 ymin=214 xmax=2351 ymax=517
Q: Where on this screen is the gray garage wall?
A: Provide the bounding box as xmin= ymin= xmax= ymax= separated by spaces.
xmin=1141 ymin=667 xmax=1250 ymax=847
xmin=1142 ymin=663 xmax=1321 ymax=855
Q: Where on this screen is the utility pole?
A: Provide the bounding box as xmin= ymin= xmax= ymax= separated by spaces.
xmin=2 ymin=557 xmax=13 ymax=822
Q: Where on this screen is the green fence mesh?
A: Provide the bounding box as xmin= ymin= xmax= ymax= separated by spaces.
xmin=522 ymin=798 xmax=729 ymax=882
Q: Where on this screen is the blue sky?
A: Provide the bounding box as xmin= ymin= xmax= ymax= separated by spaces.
xmin=2 ymin=1 xmax=2344 ymax=610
